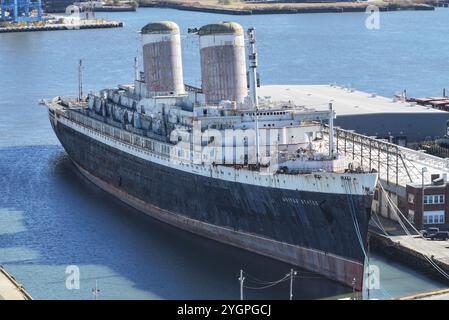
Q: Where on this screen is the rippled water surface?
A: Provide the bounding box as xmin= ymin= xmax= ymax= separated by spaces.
xmin=1 ymin=8 xmax=449 ymax=299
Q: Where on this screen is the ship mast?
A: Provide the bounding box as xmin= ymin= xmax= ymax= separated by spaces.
xmin=78 ymin=59 xmax=84 ymax=102
xmin=134 ymin=56 xmax=139 ymax=81
xmin=329 ymin=102 xmax=335 ymax=158
xmin=247 ymin=27 xmax=258 ymax=109
xmin=247 ymin=27 xmax=260 ymax=166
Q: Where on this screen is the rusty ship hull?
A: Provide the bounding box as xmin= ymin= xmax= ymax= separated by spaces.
xmin=49 ymin=110 xmax=374 ymax=290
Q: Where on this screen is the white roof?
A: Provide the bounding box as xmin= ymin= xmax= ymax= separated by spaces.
xmin=258 ymin=85 xmax=446 ymax=116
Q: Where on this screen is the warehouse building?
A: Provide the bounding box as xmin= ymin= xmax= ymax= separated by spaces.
xmin=259 ymin=84 xmax=449 ymax=144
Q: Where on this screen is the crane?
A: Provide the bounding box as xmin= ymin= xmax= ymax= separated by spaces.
xmin=1 ymin=0 xmax=43 ymax=23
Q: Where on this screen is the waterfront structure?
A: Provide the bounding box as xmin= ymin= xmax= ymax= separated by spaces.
xmin=45 ymin=21 xmax=378 ymax=290
xmin=319 ymin=122 xmax=449 ymax=232
xmin=0 ymin=0 xmax=43 ymax=22
xmin=265 ymin=85 xmax=449 ymax=232
xmin=0 ymin=0 xmax=123 ymax=33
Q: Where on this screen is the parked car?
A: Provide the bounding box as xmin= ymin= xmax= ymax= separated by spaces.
xmin=430 ymin=231 xmax=449 ymax=241
xmin=421 ymin=227 xmax=440 ymax=238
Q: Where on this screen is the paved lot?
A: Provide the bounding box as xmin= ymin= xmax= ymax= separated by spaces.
xmin=390 ymin=235 xmax=449 ymax=264
xmin=400 ymin=288 xmax=449 ymax=300
xmin=419 ymin=293 xmax=449 ymax=300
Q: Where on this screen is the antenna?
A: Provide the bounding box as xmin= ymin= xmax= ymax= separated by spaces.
xmin=78 ymin=59 xmax=84 ymax=102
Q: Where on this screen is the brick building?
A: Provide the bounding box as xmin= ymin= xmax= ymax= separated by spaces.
xmin=406 ymin=174 xmax=449 ymax=230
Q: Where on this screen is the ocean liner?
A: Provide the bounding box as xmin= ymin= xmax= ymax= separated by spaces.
xmin=46 ymin=21 xmax=378 ymax=290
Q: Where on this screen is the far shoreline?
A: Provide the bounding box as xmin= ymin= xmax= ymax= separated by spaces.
xmin=137 ymin=0 xmax=437 ymax=15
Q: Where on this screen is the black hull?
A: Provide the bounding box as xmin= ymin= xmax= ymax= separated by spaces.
xmin=51 ymin=116 xmax=373 ymax=290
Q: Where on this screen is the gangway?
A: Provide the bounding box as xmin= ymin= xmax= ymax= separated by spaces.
xmin=324 ymin=127 xmax=449 ymax=188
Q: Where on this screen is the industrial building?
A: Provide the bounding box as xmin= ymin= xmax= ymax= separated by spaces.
xmin=259 ymin=85 xmax=449 ymax=144
xmin=1 ymin=0 xmax=43 ymax=22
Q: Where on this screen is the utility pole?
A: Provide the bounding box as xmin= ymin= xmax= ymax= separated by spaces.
xmin=367 ymin=242 xmax=370 ymax=300
xmin=422 ymin=167 xmax=427 ymax=231
xmin=289 ymin=269 xmax=297 ymax=300
xmin=352 ymin=277 xmax=356 ymax=300
xmin=92 ymin=280 xmax=100 ymax=300
xmin=239 ymin=269 xmax=245 ymax=301
xmin=78 ymin=59 xmax=84 ymax=102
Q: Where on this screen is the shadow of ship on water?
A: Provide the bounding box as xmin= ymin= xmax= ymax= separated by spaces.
xmin=0 ymin=144 xmax=350 ymax=299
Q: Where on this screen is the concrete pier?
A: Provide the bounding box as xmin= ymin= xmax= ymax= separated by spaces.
xmin=0 ymin=266 xmax=32 ymax=300
xmin=0 ymin=21 xmax=123 ymax=34
xmin=399 ymin=288 xmax=449 ymax=300
xmin=94 ymin=5 xmax=136 ymax=12
xmin=369 ymin=228 xmax=449 ymax=285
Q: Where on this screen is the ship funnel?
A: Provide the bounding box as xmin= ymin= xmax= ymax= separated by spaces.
xmin=141 ymin=21 xmax=185 ymax=95
xmin=198 ymin=22 xmax=247 ymax=105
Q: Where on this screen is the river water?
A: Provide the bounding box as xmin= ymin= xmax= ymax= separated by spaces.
xmin=1 ymin=8 xmax=449 ymax=299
